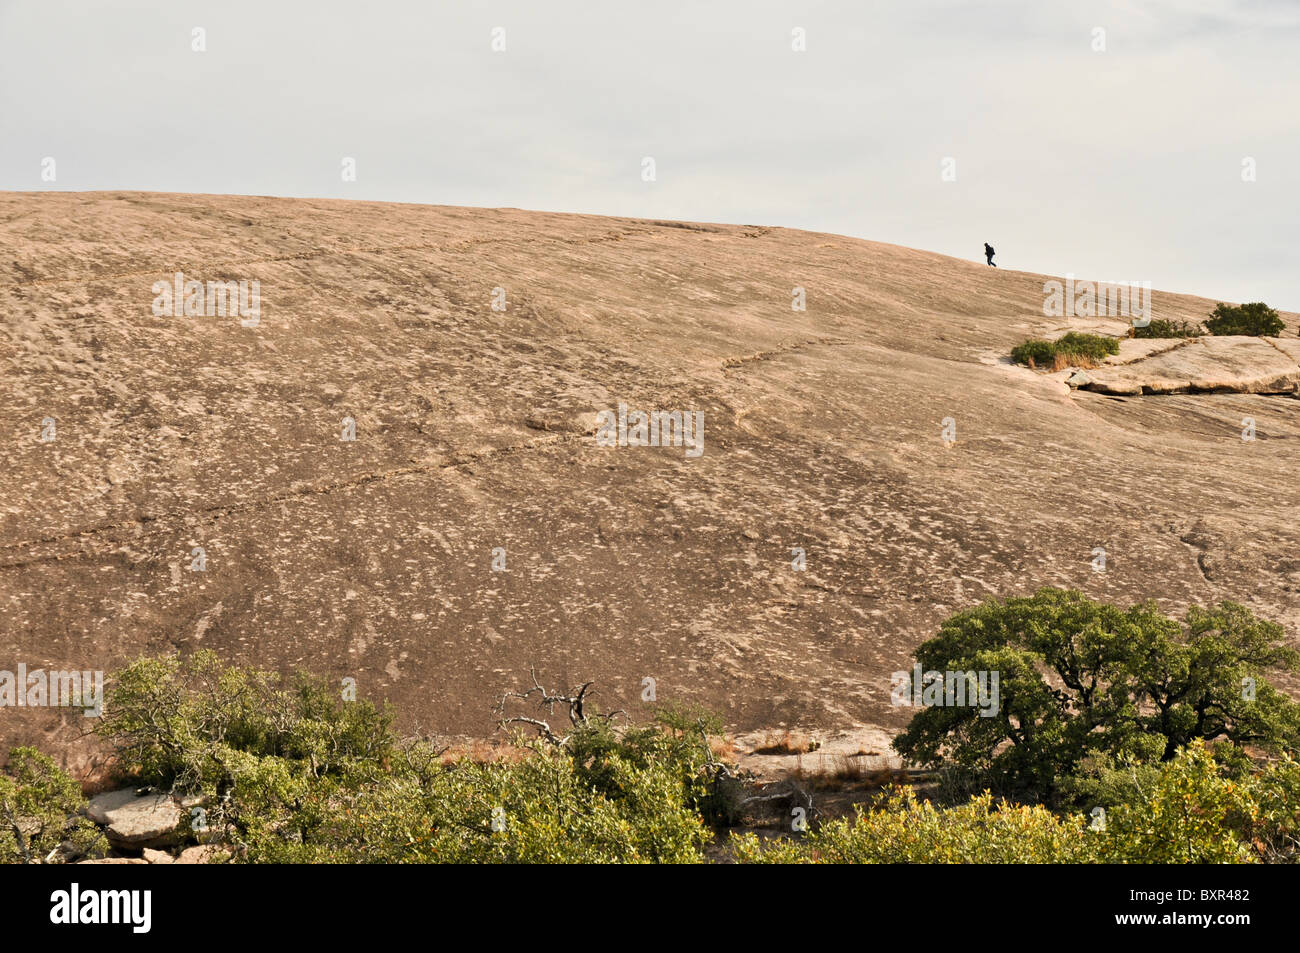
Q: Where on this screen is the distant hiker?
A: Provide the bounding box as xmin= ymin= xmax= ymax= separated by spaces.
xmin=984 ymin=243 xmax=996 ymax=267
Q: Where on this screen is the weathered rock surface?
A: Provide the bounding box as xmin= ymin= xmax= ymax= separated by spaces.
xmin=1084 ymin=337 xmax=1300 ymax=395
xmin=175 ymin=845 xmax=223 ymax=864
xmin=85 ymin=789 xmax=183 ymax=847
xmin=1 ymin=192 xmax=1298 ymax=762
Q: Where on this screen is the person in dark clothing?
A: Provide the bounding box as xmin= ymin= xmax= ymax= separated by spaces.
xmin=984 ymin=243 xmax=996 ymax=267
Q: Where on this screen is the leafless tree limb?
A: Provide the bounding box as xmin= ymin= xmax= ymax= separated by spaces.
xmin=495 ymin=667 xmax=621 ymax=745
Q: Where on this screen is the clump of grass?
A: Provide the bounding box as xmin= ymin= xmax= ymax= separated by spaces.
xmin=1133 ymin=318 xmax=1203 ymax=339
xmin=1047 ymin=331 xmax=1121 ymax=364
xmin=1011 ymin=331 xmax=1121 ymax=369
xmin=443 ymin=738 xmax=530 ymax=765
xmin=710 ymin=735 xmax=737 ymax=762
xmin=791 ymin=753 xmax=910 ymax=791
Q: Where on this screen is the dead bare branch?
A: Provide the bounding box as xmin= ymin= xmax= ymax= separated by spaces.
xmin=495 ymin=668 xmax=621 ymax=745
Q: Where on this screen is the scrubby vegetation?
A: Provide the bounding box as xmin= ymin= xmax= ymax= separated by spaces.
xmin=1132 ymin=318 xmax=1203 ymax=338
xmin=893 ymin=588 xmax=1300 ymax=803
xmin=734 ymin=742 xmax=1300 ymax=863
xmin=4 ymin=589 xmax=1299 ymax=864
xmin=1204 ymin=301 xmax=1285 ymax=337
xmin=0 ymin=748 xmax=106 ymax=864
xmin=1011 ymin=332 xmax=1121 ymax=369
xmin=85 ymin=652 xmax=719 ymax=863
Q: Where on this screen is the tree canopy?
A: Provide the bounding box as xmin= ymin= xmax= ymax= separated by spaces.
xmin=892 ymin=588 xmax=1300 ymax=801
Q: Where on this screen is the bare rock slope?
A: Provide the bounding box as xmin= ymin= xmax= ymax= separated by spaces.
xmin=2 ymin=192 xmax=1298 ymax=771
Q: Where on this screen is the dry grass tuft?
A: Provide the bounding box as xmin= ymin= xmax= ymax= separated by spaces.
xmin=754 ymin=730 xmax=821 ymax=755
xmin=710 ymin=735 xmax=737 ymax=761
xmin=441 ymin=738 xmax=530 ymax=765
xmin=790 ymin=753 xmax=911 ymax=791
xmin=1052 ymin=352 xmax=1101 ymax=371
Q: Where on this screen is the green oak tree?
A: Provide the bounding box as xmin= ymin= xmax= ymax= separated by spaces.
xmin=892 ymin=588 xmax=1300 ymax=801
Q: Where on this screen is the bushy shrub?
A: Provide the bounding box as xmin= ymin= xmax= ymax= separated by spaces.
xmin=1133 ymin=318 xmax=1203 ymax=338
xmin=1011 ymin=332 xmax=1120 ymax=369
xmin=95 ymin=652 xmax=713 ymax=863
xmin=0 ymin=748 xmax=107 ymax=864
xmin=1204 ymin=302 xmax=1284 ymax=337
xmin=238 ymin=733 xmax=712 ymax=864
xmin=96 ymin=651 xmax=393 ymax=814
xmin=1009 ymin=339 xmax=1057 ymax=367
xmin=1055 ymin=331 xmax=1122 ymax=361
xmin=1250 ymin=756 xmax=1300 ymax=862
xmin=732 ymin=741 xmax=1270 ymax=864
xmin=732 ymin=788 xmax=1098 ymax=863
xmin=1092 ymin=742 xmax=1259 ymax=863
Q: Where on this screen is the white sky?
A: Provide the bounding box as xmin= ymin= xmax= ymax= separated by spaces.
xmin=2 ymin=0 xmax=1297 ymax=309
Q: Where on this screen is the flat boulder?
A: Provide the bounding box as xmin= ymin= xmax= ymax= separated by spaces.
xmin=86 ymin=789 xmax=183 ymax=847
xmin=1083 ymin=336 xmax=1300 ymax=395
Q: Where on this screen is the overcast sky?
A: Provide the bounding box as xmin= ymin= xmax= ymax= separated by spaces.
xmin=2 ymin=0 xmax=1296 ymax=309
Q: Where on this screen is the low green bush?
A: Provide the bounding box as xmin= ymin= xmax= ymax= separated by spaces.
xmin=1010 ymin=339 xmax=1056 ymax=367
xmin=1205 ymin=302 xmax=1284 ymax=337
xmin=1054 ymin=331 xmax=1121 ymax=362
xmin=1133 ymin=318 xmax=1203 ymax=338
xmin=0 ymin=748 xmax=107 ymax=864
xmin=94 ymin=651 xmax=714 ymax=863
xmin=731 ymin=741 xmax=1271 ymax=864
xmin=1011 ymin=332 xmax=1120 ymax=368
